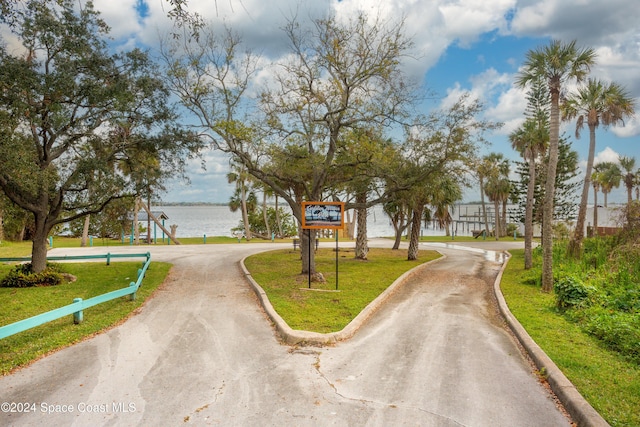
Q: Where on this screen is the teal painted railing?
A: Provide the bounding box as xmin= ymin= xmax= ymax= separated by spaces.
xmin=0 ymin=252 xmax=151 ymax=340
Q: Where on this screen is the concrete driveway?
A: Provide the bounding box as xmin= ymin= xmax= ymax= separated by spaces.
xmin=0 ymin=240 xmax=571 ymax=426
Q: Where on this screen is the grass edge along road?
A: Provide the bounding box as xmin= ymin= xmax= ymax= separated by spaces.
xmin=0 ymin=261 xmax=171 ymax=375
xmin=501 ymin=249 xmax=639 ymax=427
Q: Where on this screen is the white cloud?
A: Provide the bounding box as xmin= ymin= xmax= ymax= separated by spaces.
xmin=594 ymin=147 xmax=620 ymax=165
xmin=93 ymin=0 xmax=142 ymax=41
xmin=440 ymin=68 xmax=525 ymax=134
xmin=610 ymin=112 xmax=640 ymax=138
xmin=439 ymin=0 xmax=516 ymax=46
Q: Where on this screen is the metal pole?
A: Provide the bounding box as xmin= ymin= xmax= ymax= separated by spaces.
xmin=335 ymin=231 xmax=339 ymax=290
xmin=308 ymin=229 xmax=311 ymax=289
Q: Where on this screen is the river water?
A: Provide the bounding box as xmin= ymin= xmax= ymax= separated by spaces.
xmin=151 ymin=204 xmax=495 ymax=238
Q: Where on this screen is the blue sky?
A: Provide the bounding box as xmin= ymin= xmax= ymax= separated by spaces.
xmin=73 ymin=1 xmax=640 ymax=203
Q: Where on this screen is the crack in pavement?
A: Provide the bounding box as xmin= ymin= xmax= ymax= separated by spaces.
xmin=312 ymin=350 xmax=470 ymax=427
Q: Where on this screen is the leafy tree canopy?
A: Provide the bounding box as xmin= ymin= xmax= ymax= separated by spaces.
xmin=0 ymin=0 xmax=202 ymax=271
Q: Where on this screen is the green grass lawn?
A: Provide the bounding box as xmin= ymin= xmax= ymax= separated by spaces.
xmin=0 ymin=240 xmax=32 ymax=257
xmin=0 ymin=261 xmax=171 ymax=375
xmin=244 ymin=247 xmax=440 ymax=333
xmin=501 ymin=250 xmax=640 ymax=427
xmin=418 ymin=234 xmax=525 ymax=242
xmin=46 ymin=235 xmax=300 ymax=247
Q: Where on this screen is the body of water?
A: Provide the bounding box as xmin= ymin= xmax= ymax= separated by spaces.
xmin=151 ymin=204 xmax=500 ymax=238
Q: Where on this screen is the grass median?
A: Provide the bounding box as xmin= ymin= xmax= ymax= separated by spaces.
xmin=0 ymin=261 xmax=171 ymax=375
xmin=244 ymin=247 xmax=440 ymax=333
xmin=501 ymin=249 xmax=640 ymax=427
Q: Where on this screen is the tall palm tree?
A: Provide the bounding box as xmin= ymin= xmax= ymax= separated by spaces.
xmin=619 ymin=155 xmax=637 ymax=203
xmin=562 ymin=78 xmax=635 ymax=255
xmin=515 ymin=39 xmax=596 ymax=292
xmin=510 ymin=74 xmax=550 ymax=269
xmin=510 ymin=117 xmax=548 ymax=268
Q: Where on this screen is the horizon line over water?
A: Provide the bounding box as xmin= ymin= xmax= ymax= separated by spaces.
xmin=151 ymin=204 xmax=510 ymax=239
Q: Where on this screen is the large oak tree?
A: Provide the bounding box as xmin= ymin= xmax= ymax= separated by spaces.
xmin=165 ymin=13 xmax=416 ymax=274
xmin=0 ymin=0 xmax=200 ymax=272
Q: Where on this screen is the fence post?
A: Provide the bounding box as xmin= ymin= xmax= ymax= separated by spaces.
xmin=129 ymin=282 xmax=137 ymax=301
xmin=106 ymin=253 xmax=111 ymax=266
xmin=73 ymin=298 xmax=83 ymax=324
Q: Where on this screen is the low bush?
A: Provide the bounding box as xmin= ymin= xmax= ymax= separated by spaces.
xmin=554 ymin=275 xmax=593 ymax=310
xmin=0 ymin=263 xmax=65 ymax=288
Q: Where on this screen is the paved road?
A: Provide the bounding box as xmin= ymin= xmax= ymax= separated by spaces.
xmin=0 ymin=241 xmax=570 ymax=426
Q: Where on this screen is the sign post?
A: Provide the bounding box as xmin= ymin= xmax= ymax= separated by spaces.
xmin=301 ymin=202 xmax=345 ymax=290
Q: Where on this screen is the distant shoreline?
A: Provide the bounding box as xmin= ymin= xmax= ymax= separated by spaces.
xmin=158 ymin=201 xmax=489 ymax=207
xmin=157 ymin=202 xmax=229 ymax=206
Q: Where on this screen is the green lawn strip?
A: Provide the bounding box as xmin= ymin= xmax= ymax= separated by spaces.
xmin=0 ymin=261 xmax=171 ymax=375
xmin=0 ymin=240 xmax=32 ymax=258
xmin=48 ymin=236 xmax=300 ymax=246
xmin=417 ymin=235 xmax=526 ymax=242
xmin=244 ymin=247 xmax=440 ymax=334
xmin=501 ymin=250 xmax=640 ymax=427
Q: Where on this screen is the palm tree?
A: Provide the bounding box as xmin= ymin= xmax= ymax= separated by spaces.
xmin=515 ymin=39 xmax=596 ymax=292
xmin=253 ymin=181 xmax=274 ymax=239
xmin=227 ymin=160 xmax=253 ymax=241
xmin=431 ymin=176 xmax=463 ymax=237
xmin=475 ymin=157 xmax=494 ymax=234
xmin=599 ymin=162 xmax=622 ymax=207
xmin=619 ymin=155 xmax=637 ymax=203
xmin=510 ymin=74 xmax=550 ymax=269
xmin=483 ymin=153 xmax=510 ymax=240
xmin=510 ymin=117 xmax=548 ymax=268
xmin=562 ymin=78 xmax=635 ymax=255
xmin=591 ymin=165 xmax=603 ymax=236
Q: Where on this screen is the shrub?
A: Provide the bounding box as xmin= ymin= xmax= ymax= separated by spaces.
xmin=554 ymin=275 xmax=593 ymax=310
xmin=552 ymin=221 xmax=571 ymax=240
xmin=0 ymin=263 xmax=65 ymax=288
xmin=583 ymin=308 xmax=640 ymax=365
xmin=506 ymin=223 xmax=520 ymax=237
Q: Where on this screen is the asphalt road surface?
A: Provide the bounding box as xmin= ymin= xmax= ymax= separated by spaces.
xmin=0 ymin=240 xmax=570 ymax=426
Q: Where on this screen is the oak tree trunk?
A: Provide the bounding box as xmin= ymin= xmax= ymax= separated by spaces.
xmin=407 ymin=206 xmax=423 ymax=261
xmin=81 ymin=214 xmax=91 ymax=247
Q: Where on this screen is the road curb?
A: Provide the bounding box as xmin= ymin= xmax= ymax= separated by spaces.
xmin=494 ymin=252 xmax=610 ymax=427
xmin=240 ymin=252 xmax=446 ymax=346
